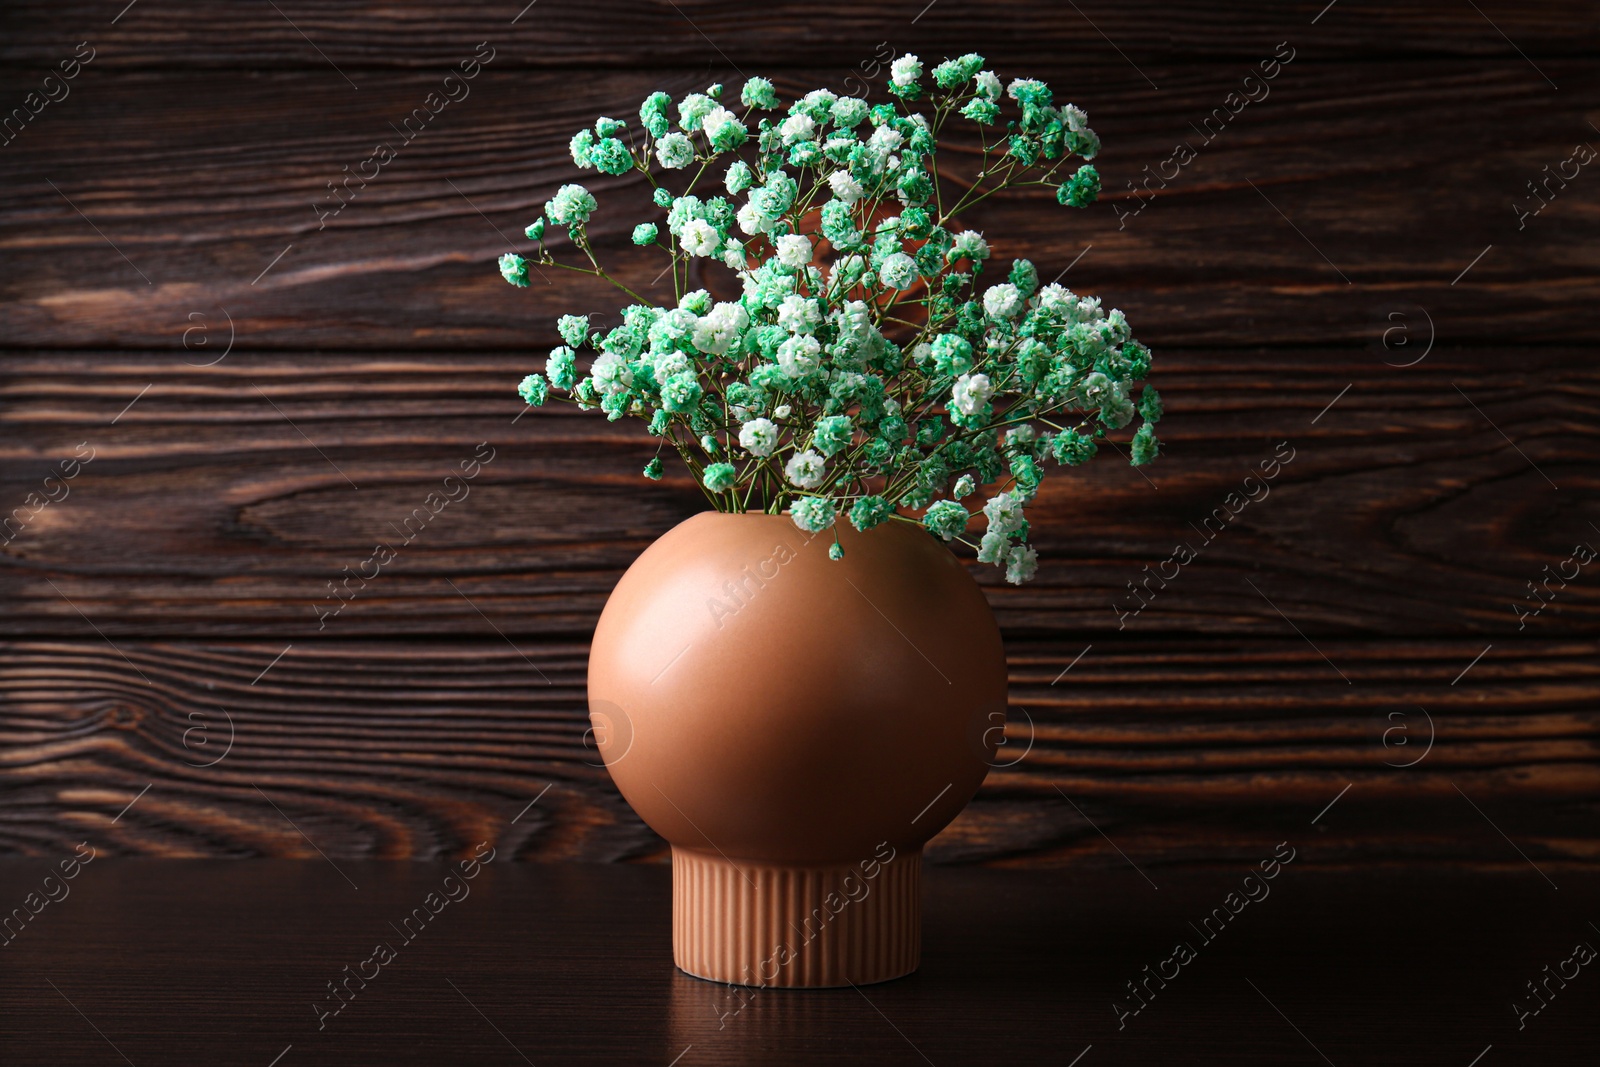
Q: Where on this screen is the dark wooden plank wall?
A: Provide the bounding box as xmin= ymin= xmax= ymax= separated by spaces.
xmin=1 ymin=1 xmax=1595 ymax=869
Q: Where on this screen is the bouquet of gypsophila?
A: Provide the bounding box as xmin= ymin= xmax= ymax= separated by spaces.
xmin=500 ymin=53 xmax=1161 ymax=585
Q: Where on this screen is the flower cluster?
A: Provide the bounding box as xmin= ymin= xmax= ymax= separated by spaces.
xmin=501 ymin=55 xmax=1160 ymax=583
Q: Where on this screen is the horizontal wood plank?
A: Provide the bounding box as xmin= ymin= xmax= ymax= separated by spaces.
xmin=0 ymin=0 xmax=1593 ymax=69
xmin=2 ymin=348 xmax=1595 ymax=637
xmin=0 ymin=61 xmax=1594 ymax=349
xmin=1 ymin=637 xmax=1594 ymax=867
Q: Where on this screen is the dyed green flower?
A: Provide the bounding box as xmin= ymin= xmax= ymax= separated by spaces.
xmin=828 ymin=541 xmax=844 ymax=560
xmin=656 ymin=133 xmax=694 ymax=170
xmin=931 ymin=334 xmax=973 ymax=377
xmin=557 ymin=314 xmax=589 ymax=347
xmin=678 ymin=92 xmax=716 ymax=132
xmin=592 ymin=137 xmax=633 ymax=176
xmin=741 ymin=77 xmax=780 ymax=110
xmin=1138 ymin=386 xmax=1163 ymax=423
xmin=546 ymin=184 xmax=597 ymax=226
xmin=977 ymin=528 xmax=1008 ymax=564
xmin=811 ymin=414 xmax=853 ymax=456
xmin=517 ymin=373 xmax=548 ymax=406
xmin=962 ymin=97 xmax=1000 ymax=124
xmin=660 ymin=372 xmax=702 ymax=412
xmin=1007 ymin=78 xmax=1053 ymax=108
xmin=1130 ymin=423 xmax=1160 ymax=466
xmin=704 ymin=107 xmax=748 ymax=152
xmin=725 ymin=160 xmax=755 ymax=194
xmin=570 ymin=129 xmax=596 ymax=169
xmin=789 ymin=495 xmax=836 ymax=532
xmin=879 ymin=252 xmax=918 ymax=290
xmin=1058 ymin=164 xmax=1101 ymax=208
xmin=832 ymin=96 xmax=869 ymax=128
xmin=702 ymin=462 xmax=737 ymax=492
xmin=1051 ymin=428 xmax=1096 ymax=465
xmin=500 ymin=65 xmax=1158 ymax=585
xmin=849 ymin=494 xmax=892 ymax=531
xmin=923 ymin=499 xmax=969 ymax=541
xmin=640 ymin=91 xmax=672 ymax=136
xmin=545 ymin=346 xmax=577 ymax=391
xmin=498 ymin=253 xmax=529 ymax=288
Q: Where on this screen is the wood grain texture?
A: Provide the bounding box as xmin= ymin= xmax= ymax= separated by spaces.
xmin=2 ymin=349 xmax=1594 ymax=637
xmin=2 ymin=4 xmax=1596 ymax=871
xmin=5 ymin=861 xmax=1597 ymax=1065
xmin=1 ymin=0 xmax=1594 ymax=68
xmin=0 ymin=60 xmax=1595 ymax=349
xmin=2 ymin=637 xmax=1595 ymax=866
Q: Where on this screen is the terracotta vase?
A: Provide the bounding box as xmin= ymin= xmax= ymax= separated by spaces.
xmin=587 ymin=511 xmax=1007 ymax=987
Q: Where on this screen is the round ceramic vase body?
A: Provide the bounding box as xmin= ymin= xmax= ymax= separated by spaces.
xmin=587 ymin=511 xmax=1008 ymax=987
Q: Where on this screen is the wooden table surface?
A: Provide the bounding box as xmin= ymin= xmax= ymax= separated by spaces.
xmin=3 ymin=857 xmax=1596 ymax=1065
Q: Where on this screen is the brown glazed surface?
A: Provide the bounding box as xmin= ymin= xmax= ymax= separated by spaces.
xmin=588 ymin=511 xmax=1008 ymax=867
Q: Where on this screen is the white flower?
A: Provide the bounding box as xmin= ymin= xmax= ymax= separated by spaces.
xmin=1074 ymin=294 xmax=1104 ymax=322
xmin=779 ymin=113 xmax=817 ymax=145
xmin=679 ymin=218 xmax=720 ymax=257
xmin=776 ymin=334 xmax=821 ymax=378
xmin=868 ymin=126 xmax=904 ymax=154
xmin=785 ymin=449 xmax=826 ymax=489
xmin=1061 ymin=104 xmax=1088 ymax=132
xmin=951 ymin=372 xmax=993 ymax=416
xmin=736 ymin=200 xmax=773 ymax=236
xmin=889 ymin=54 xmax=922 ymax=87
xmin=953 ymin=474 xmax=976 ymax=499
xmin=655 ymin=132 xmax=694 ymax=169
xmin=691 ymin=301 xmax=749 ymax=355
xmin=801 ymin=89 xmax=838 ymax=112
xmin=951 ymin=229 xmax=990 ymax=261
xmin=983 ymin=491 xmax=1026 ymax=536
xmin=702 ymin=106 xmax=745 ymax=144
xmin=1034 ymin=283 xmax=1076 ymax=315
xmin=590 ymin=353 xmax=632 ymax=396
xmin=1004 ymin=544 xmax=1039 ymax=584
xmin=975 ymin=70 xmax=1002 ymax=100
xmin=775 ymin=234 xmax=813 ymax=270
xmin=983 ymin=283 xmax=1022 ymax=320
xmin=828 ymin=170 xmax=864 ymax=204
xmin=774 ymin=404 xmax=792 ymax=418
xmin=738 ymin=417 xmax=780 ymax=457
xmin=721 ymin=244 xmax=748 ymax=271
xmin=776 ymin=294 xmax=822 ymax=334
